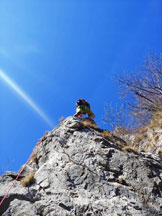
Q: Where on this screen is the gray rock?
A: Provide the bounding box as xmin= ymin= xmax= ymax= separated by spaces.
xmin=0 ymin=116 xmax=162 ymax=216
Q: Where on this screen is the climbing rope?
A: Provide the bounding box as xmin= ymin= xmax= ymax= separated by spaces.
xmin=0 ymin=136 xmax=45 ymax=207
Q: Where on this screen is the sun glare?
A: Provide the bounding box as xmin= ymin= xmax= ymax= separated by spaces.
xmin=0 ymin=69 xmax=54 ymax=128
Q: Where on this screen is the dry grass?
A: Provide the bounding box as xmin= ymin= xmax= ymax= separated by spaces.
xmin=59 ymin=117 xmax=65 ymax=123
xmin=128 ymin=107 xmax=162 ymax=151
xmin=132 ymin=110 xmax=161 ymax=152
xmin=149 ymin=108 xmax=162 ymax=128
xmin=158 ymin=150 xmax=162 ymax=157
xmin=102 ymin=107 xmax=162 ymax=154
xmin=102 ymin=130 xmax=126 ymax=147
xmin=118 ymin=177 xmax=127 ymax=185
xmin=133 ymin=130 xmax=153 ymax=152
xmin=122 ymin=146 xmax=137 ymax=154
xmin=102 ymin=130 xmax=113 ymax=139
xmin=45 ymin=131 xmax=49 ymax=135
xmin=154 ymin=133 xmax=160 ymax=142
xmin=82 ymin=119 xmax=98 ymax=129
xmin=29 ymin=153 xmax=38 ymax=164
xmin=133 ymin=133 xmax=144 ymax=148
xmin=20 ymin=172 xmax=35 ymax=187
xmin=114 ymin=126 xmax=131 ymax=136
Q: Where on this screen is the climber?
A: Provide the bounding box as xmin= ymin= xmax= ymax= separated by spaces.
xmin=74 ymin=99 xmax=95 ymax=119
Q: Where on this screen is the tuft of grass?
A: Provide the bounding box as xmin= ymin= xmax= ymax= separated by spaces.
xmin=122 ymin=146 xmax=137 ymax=154
xmin=20 ymin=172 xmax=35 ymax=187
xmin=133 ymin=133 xmax=144 ymax=147
xmin=102 ymin=130 xmax=126 ymax=147
xmin=158 ymin=150 xmax=162 ymax=157
xmin=118 ymin=177 xmax=128 ymax=186
xmin=132 ymin=118 xmax=161 ymax=152
xmin=102 ymin=130 xmax=113 ymax=139
xmin=45 ymin=131 xmax=49 ymax=135
xmin=59 ymin=117 xmax=65 ymax=123
xmin=118 ymin=177 xmax=125 ymax=184
xmin=154 ymin=134 xmax=160 ymax=142
xmin=29 ymin=153 xmax=38 ymax=164
xmin=149 ymin=107 xmax=162 ymax=128
xmin=82 ymin=119 xmax=98 ymax=129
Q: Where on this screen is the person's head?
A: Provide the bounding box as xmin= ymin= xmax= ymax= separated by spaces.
xmin=76 ymin=99 xmax=85 ymax=106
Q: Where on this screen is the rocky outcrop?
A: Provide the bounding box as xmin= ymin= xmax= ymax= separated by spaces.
xmin=0 ymin=116 xmax=162 ymax=216
xmin=132 ymin=125 xmax=162 ymax=155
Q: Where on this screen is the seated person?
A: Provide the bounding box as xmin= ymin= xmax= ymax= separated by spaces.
xmin=74 ymin=99 xmax=95 ymax=119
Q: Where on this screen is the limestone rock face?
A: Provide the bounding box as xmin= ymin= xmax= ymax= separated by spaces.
xmin=0 ymin=116 xmax=162 ymax=216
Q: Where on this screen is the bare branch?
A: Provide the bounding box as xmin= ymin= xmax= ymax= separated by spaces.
xmin=117 ymin=53 xmax=162 ymax=127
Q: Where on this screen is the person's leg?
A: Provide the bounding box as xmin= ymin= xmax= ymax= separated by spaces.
xmin=74 ymin=112 xmax=83 ymax=117
xmin=87 ymin=109 xmax=95 ymax=119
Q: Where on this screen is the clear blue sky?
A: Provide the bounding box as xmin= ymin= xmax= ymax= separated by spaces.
xmin=0 ymin=0 xmax=162 ymax=173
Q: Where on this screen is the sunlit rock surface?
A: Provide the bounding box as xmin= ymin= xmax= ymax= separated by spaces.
xmin=0 ymin=116 xmax=162 ymax=216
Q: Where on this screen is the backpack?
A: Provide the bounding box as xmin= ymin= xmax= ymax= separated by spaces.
xmin=76 ymin=99 xmax=90 ymax=109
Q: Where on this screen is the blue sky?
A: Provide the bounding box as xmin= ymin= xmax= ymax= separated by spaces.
xmin=0 ymin=0 xmax=162 ymax=173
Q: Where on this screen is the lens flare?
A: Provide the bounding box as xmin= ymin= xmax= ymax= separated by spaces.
xmin=0 ymin=69 xmax=54 ymax=128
